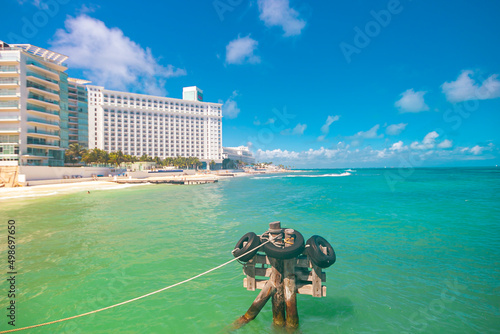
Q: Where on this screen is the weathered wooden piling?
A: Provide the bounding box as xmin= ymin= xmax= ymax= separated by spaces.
xmin=270 ymin=258 xmax=285 ymax=327
xmin=284 ymin=258 xmax=299 ymax=328
xmin=233 ymin=269 xmax=277 ymax=329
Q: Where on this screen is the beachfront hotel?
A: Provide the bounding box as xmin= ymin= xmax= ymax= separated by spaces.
xmin=223 ymin=146 xmax=255 ymax=164
xmin=87 ymin=86 xmax=223 ymax=163
xmin=0 ymin=41 xmax=88 ymax=166
xmin=68 ymin=78 xmax=90 ymax=148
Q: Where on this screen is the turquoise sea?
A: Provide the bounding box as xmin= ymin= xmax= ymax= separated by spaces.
xmin=0 ymin=168 xmax=499 ymax=333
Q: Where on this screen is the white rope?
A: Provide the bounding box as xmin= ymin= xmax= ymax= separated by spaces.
xmin=0 ymin=235 xmax=277 ymax=334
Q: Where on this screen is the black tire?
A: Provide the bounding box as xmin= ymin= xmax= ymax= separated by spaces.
xmin=305 ymin=235 xmax=336 ymax=268
xmin=233 ymin=232 xmax=261 ymax=262
xmin=262 ymin=229 xmax=305 ymax=260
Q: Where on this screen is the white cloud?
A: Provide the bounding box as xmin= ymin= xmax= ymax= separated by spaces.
xmin=465 ymin=144 xmax=494 ymax=155
xmin=410 ymin=132 xmax=453 ymax=151
xmin=437 ymin=139 xmax=453 ymax=149
xmin=256 ymin=148 xmax=300 ymax=160
xmin=281 ymin=123 xmax=307 ymax=135
xmin=470 ymin=145 xmax=483 ymax=155
xmin=386 ymin=123 xmax=407 ymax=136
xmin=225 ymin=36 xmax=260 ymax=65
xmin=411 ymin=131 xmax=439 ymax=150
xmin=258 ymin=0 xmax=306 ymax=36
xmin=349 ymin=124 xmax=383 ymax=141
xmin=253 ymin=117 xmax=261 ymax=125
xmin=395 ymin=89 xmax=429 ymax=113
xmin=51 ymin=15 xmax=185 ymax=96
xmin=389 ymin=141 xmax=408 ymax=152
xmin=442 ymin=70 xmax=500 ymax=103
xmin=219 ymin=91 xmax=240 ymax=119
xmin=254 ymin=140 xmax=497 ymax=167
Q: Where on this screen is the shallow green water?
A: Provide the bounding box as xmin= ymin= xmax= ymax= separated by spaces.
xmin=0 ymin=168 xmax=499 ymax=333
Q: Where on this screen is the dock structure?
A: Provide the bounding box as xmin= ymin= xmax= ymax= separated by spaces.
xmin=232 ymin=222 xmax=335 ymax=330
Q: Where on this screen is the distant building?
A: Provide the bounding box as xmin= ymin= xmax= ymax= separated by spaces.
xmin=87 ymin=86 xmax=223 ymax=163
xmin=223 ymin=146 xmax=255 ymax=164
xmin=68 ymin=78 xmax=90 ymax=148
xmin=0 ymin=42 xmax=88 ymax=166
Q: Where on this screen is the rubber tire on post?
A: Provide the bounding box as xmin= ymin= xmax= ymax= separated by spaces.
xmin=262 ymin=229 xmax=305 ymax=260
xmin=305 ymin=235 xmax=336 ymax=268
xmin=233 ymin=232 xmax=261 ymax=262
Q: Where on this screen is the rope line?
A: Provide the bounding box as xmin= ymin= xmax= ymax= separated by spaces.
xmin=0 ymin=235 xmax=278 ymax=334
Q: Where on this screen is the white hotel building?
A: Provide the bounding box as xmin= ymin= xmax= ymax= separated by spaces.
xmin=87 ymin=86 xmax=223 ymax=163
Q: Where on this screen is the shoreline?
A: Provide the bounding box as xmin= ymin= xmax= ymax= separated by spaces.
xmin=0 ymin=170 xmax=289 ymax=201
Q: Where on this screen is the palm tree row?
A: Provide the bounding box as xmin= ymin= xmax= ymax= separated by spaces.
xmin=65 ymin=144 xmax=203 ymax=169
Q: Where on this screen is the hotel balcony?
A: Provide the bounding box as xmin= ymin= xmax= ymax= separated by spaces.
xmin=0 ymin=66 xmax=19 ymax=77
xmin=0 ymin=114 xmax=20 ymax=122
xmin=26 ymin=103 xmax=60 ymax=119
xmin=27 ymin=93 xmax=60 ymax=110
xmin=27 ymin=117 xmax=60 ymax=129
xmin=0 ymin=91 xmax=20 ymax=101
xmin=27 ymin=136 xmax=60 ymax=148
xmin=26 ymin=63 xmax=59 ymax=80
xmin=26 ymin=72 xmax=59 ymax=90
xmin=0 ymin=101 xmax=19 ymax=110
xmin=27 ymin=128 xmax=60 ymax=139
xmin=0 ymin=126 xmax=21 ymax=134
xmin=27 ymin=81 xmax=60 ymax=98
xmin=0 ymin=78 xmax=19 ymax=89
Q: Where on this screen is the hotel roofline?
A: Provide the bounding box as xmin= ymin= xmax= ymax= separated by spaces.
xmin=89 ymin=85 xmax=223 ymax=107
xmin=6 ymin=43 xmax=68 ymax=65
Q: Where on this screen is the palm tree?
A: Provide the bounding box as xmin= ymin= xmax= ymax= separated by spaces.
xmin=97 ymin=149 xmax=109 ymax=164
xmin=82 ymin=148 xmax=100 ymax=164
xmin=108 ymin=150 xmax=125 ymax=167
xmin=210 ymin=160 xmax=216 ymax=170
xmin=65 ymin=143 xmax=87 ymax=164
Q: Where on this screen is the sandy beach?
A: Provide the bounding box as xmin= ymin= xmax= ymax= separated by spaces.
xmin=0 ymin=169 xmax=291 ymax=201
xmin=0 ymin=181 xmax=146 ymax=201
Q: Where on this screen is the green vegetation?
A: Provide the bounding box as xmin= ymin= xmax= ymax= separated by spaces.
xmin=65 ymin=146 xmax=203 ymax=169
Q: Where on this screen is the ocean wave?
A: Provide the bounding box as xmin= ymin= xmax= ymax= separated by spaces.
xmin=286 ymin=172 xmax=351 ymax=178
xmin=253 ymin=172 xmax=351 ymax=179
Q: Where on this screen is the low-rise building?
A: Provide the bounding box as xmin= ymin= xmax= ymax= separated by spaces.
xmin=223 ymin=146 xmax=255 ymax=164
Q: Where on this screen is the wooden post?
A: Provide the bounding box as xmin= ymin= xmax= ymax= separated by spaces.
xmin=284 ymin=258 xmax=299 ymax=328
xmin=270 ymin=258 xmax=285 ymax=327
xmin=245 ymin=257 xmax=256 ymax=291
xmin=233 ymin=277 xmax=276 ymax=329
xmin=310 ymin=259 xmax=323 ymax=298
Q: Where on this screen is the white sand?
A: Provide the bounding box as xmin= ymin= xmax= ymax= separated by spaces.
xmin=0 ymin=181 xmax=146 ymax=201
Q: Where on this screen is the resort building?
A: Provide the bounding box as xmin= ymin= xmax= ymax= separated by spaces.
xmin=0 ymin=42 xmax=72 ymax=166
xmin=87 ymin=85 xmax=223 ymax=163
xmin=223 ymin=146 xmax=255 ymax=164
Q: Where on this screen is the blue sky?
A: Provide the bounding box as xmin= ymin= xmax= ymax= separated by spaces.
xmin=2 ymin=0 xmax=500 ymax=167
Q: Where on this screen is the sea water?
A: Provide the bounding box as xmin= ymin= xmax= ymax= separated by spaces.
xmin=0 ymin=168 xmax=499 ymax=333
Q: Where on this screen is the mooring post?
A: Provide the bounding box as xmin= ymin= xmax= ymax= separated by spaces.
xmin=270 ymin=257 xmax=285 ymax=327
xmin=233 ymin=275 xmax=276 ymax=329
xmin=284 ymin=228 xmax=299 ymax=328
xmin=268 ymin=221 xmax=285 ymax=327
